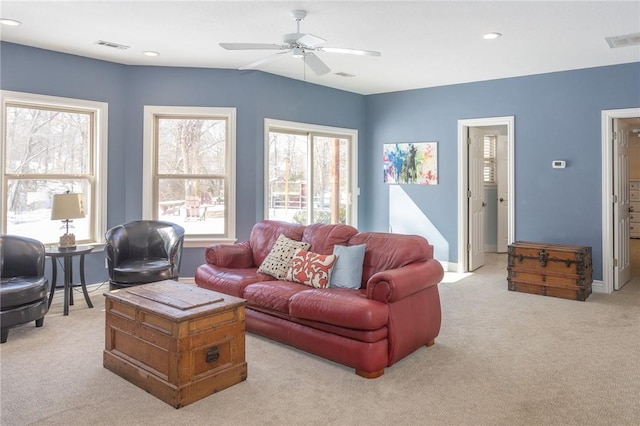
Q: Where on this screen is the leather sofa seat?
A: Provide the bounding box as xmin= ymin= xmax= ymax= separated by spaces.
xmin=196 ymin=265 xmax=274 ymax=298
xmin=111 ymin=258 xmax=174 ymax=284
xmin=289 ymin=289 xmax=388 ymax=330
xmin=243 ymin=281 xmax=305 ymax=314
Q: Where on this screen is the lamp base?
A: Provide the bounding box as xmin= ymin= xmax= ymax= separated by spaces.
xmin=59 ymin=233 xmax=76 ymax=249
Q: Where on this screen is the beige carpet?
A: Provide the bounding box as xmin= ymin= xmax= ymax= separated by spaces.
xmin=1 ymin=249 xmax=639 ymax=426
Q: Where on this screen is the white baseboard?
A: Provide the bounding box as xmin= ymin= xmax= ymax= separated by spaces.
xmin=591 ymin=280 xmax=605 ymax=293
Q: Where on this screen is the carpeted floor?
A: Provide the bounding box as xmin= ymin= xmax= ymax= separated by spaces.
xmin=1 ymin=246 xmax=639 ymax=426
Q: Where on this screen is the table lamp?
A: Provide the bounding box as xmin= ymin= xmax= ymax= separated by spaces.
xmin=51 ymin=191 xmax=85 ymax=249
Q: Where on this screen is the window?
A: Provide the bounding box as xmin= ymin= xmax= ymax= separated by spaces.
xmin=1 ymin=91 xmax=108 ymax=245
xmin=143 ymin=106 xmax=236 ymax=245
xmin=483 ymin=135 xmax=497 ymax=184
xmin=265 ymin=119 xmax=358 ymax=226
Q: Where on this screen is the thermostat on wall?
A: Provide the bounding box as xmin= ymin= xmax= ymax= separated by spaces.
xmin=552 ymin=160 xmax=566 ymax=169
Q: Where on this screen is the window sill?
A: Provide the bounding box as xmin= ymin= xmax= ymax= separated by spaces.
xmin=183 ymin=237 xmax=237 ymax=249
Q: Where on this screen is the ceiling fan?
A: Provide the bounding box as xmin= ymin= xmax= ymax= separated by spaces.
xmin=219 ymin=10 xmax=381 ymax=76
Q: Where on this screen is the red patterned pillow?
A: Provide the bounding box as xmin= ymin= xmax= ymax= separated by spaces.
xmin=286 ymin=250 xmax=338 ymax=288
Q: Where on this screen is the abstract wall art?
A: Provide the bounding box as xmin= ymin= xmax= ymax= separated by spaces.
xmin=383 ymin=142 xmax=438 ymax=185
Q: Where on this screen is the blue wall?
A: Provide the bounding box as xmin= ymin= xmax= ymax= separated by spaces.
xmin=0 ymin=42 xmax=365 ymax=285
xmin=364 ymin=63 xmax=640 ymax=279
xmin=2 ymin=42 xmax=639 ymax=283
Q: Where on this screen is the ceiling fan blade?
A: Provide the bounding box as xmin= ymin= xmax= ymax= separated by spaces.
xmin=318 ymin=47 xmax=381 ymax=57
xmin=219 ymin=43 xmax=286 ymax=51
xmin=297 ymin=33 xmax=326 ymax=47
xmin=304 ymin=52 xmax=331 ymax=76
xmin=239 ymin=51 xmax=289 ymax=70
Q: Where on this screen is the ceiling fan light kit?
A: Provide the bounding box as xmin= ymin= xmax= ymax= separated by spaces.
xmin=219 ymin=9 xmax=380 ymax=76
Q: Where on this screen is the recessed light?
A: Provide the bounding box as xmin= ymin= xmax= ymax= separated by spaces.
xmin=0 ymin=18 xmax=22 ymax=26
xmin=143 ymin=51 xmax=160 ymax=57
xmin=483 ymin=32 xmax=502 ymax=40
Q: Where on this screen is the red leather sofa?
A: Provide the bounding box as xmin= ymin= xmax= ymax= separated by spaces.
xmin=195 ymin=220 xmax=444 ymax=378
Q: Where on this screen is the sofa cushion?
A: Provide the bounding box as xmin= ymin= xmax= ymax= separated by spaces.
xmin=330 ymin=244 xmax=366 ymax=289
xmin=286 ymin=250 xmax=337 ymax=288
xmin=250 ymin=220 xmax=306 ymax=266
xmin=243 ymin=281 xmax=309 ymax=314
xmin=301 ymin=223 xmax=358 ymax=254
xmin=289 ymin=289 xmax=388 ymax=330
xmin=195 ymin=264 xmax=274 ymax=298
xmin=0 ymin=276 xmax=48 ymax=309
xmin=257 ymin=234 xmax=311 ymax=280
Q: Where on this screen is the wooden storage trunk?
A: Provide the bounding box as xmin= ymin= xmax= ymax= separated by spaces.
xmin=104 ymin=280 xmax=247 ymax=408
xmin=507 ymin=241 xmax=592 ymax=301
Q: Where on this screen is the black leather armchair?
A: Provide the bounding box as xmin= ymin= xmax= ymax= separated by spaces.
xmin=0 ymin=235 xmax=49 ymax=343
xmin=105 ymin=220 xmax=185 ymax=290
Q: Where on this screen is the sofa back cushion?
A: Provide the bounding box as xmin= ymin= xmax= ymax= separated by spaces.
xmin=348 ymin=232 xmax=434 ymax=287
xmin=302 ymin=223 xmax=358 ymax=254
xmin=250 ymin=220 xmax=305 ymax=266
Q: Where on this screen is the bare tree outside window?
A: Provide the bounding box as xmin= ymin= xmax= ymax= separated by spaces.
xmin=4 ymin=104 xmax=93 ymax=243
xmin=155 ymin=117 xmax=228 ymax=236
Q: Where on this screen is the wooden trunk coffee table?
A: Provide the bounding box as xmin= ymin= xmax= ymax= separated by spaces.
xmin=103 ymin=280 xmax=247 ymax=408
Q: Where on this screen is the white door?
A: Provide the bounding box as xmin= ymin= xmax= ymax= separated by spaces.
xmin=497 ymin=134 xmax=509 ymax=253
xmin=468 ymin=127 xmax=485 ymax=271
xmin=614 ymin=119 xmax=631 ymax=289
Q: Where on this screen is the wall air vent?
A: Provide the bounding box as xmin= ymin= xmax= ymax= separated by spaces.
xmin=334 ymin=72 xmax=355 ymax=78
xmin=95 ymin=40 xmax=130 ymax=50
xmin=605 ymin=32 xmax=640 ymax=49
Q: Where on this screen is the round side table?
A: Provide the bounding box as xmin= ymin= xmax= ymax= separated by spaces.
xmin=45 ymin=245 xmax=94 ymax=316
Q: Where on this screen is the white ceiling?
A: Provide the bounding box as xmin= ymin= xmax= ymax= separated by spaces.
xmin=1 ymin=1 xmax=639 ymax=95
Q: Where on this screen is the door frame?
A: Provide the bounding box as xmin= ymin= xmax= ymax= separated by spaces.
xmin=457 ymin=116 xmax=515 ymax=272
xmin=601 ymin=107 xmax=640 ymax=293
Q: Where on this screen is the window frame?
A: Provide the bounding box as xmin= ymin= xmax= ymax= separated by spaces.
xmin=263 ymin=118 xmax=359 ymax=227
xmin=142 ymin=106 xmax=236 ymax=247
xmin=0 ymin=90 xmax=108 ymax=246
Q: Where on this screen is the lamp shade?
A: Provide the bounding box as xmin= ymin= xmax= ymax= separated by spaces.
xmin=51 ymin=193 xmax=85 ymax=220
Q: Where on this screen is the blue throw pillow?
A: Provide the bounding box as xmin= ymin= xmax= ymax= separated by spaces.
xmin=330 ymin=244 xmax=366 ymax=289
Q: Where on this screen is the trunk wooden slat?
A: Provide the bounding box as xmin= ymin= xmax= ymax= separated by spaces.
xmin=104 ymin=280 xmax=247 ymax=408
xmin=507 ymin=241 xmax=592 ymax=301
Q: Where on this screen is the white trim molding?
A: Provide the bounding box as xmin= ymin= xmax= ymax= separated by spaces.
xmin=457 ymin=116 xmax=515 ymax=272
xmin=601 ymin=107 xmax=640 ymax=293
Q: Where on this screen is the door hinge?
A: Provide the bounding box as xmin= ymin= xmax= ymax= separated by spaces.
xmin=613 ymin=258 xmax=618 ymax=267
xmin=613 ymin=132 xmax=617 ymax=141
xmin=613 ymin=194 xmax=618 ymax=204
xmin=467 ymin=190 xmax=472 ymax=198
xmin=467 ymin=243 xmax=472 ymax=251
xmin=467 ymin=137 xmax=472 ymax=145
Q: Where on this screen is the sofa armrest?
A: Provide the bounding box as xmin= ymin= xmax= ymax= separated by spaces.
xmin=205 ymin=241 xmax=254 ymax=268
xmin=366 ymin=259 xmax=444 ymax=303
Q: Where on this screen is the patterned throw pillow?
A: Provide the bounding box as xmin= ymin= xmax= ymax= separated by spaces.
xmin=257 ymin=234 xmax=310 ymax=280
xmin=286 ymin=250 xmax=338 ymax=288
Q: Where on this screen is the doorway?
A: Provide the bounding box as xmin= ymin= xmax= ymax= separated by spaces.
xmin=601 ymin=108 xmax=640 ymax=293
xmin=457 ymin=117 xmax=514 ymax=272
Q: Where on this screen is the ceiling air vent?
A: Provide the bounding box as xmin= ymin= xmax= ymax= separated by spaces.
xmin=605 ymin=32 xmax=640 ymax=49
xmin=95 ymin=40 xmax=130 ymax=50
